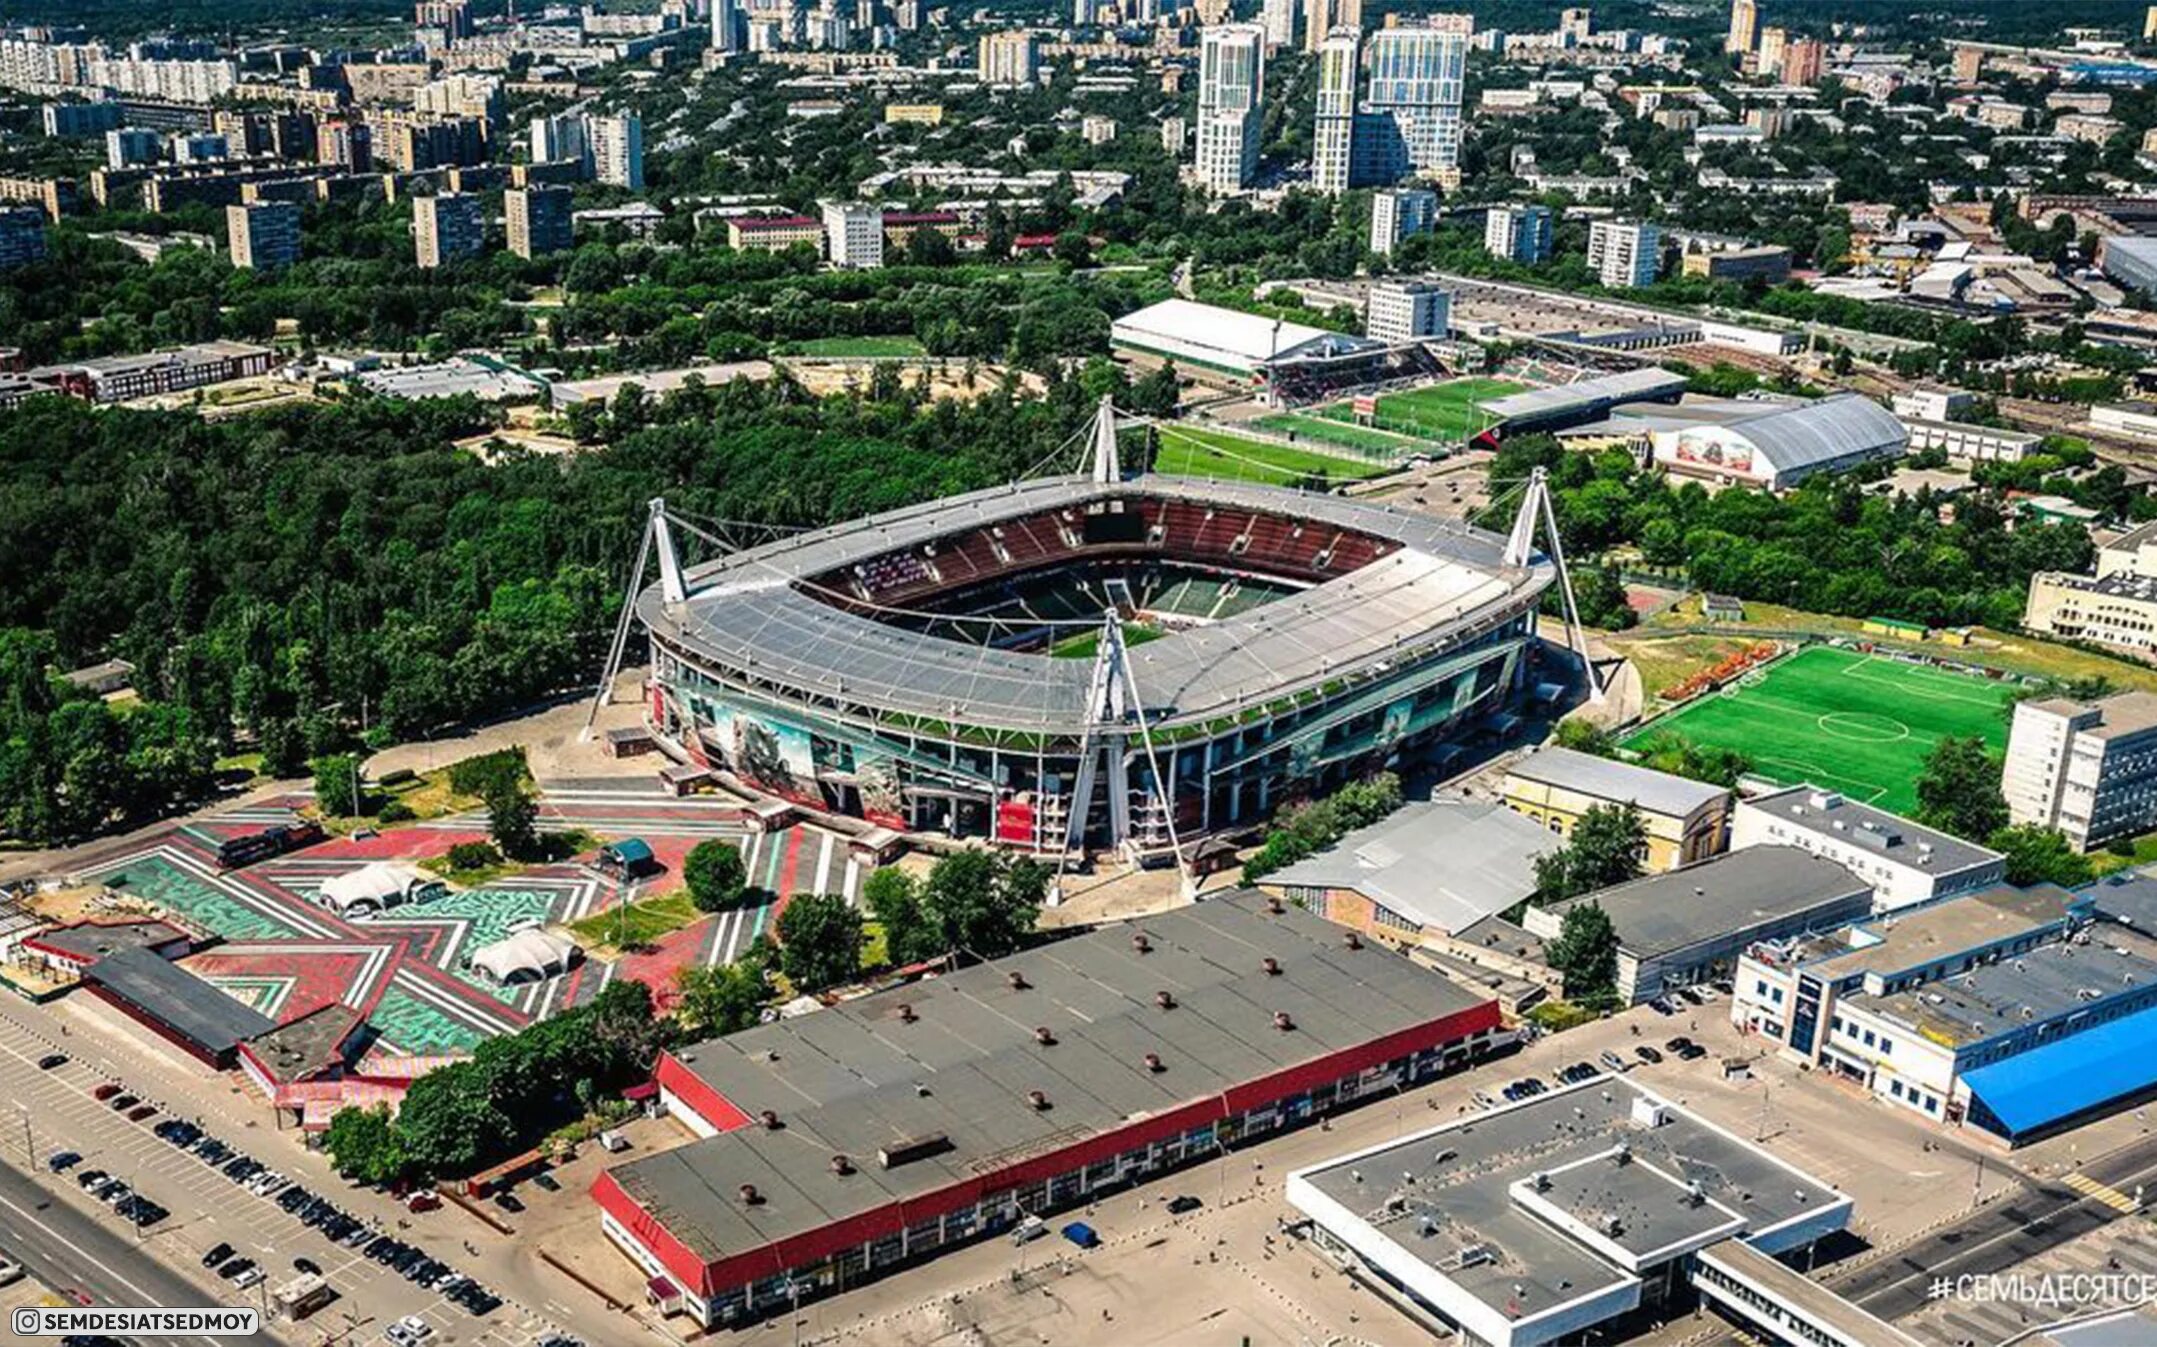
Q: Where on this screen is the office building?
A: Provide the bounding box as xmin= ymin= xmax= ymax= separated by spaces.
xmin=1366 ymin=186 xmax=1436 ymax=255
xmin=1502 ymin=746 xmax=1729 ymax=873
xmin=822 ymin=200 xmax=883 ymax=268
xmin=226 ymin=200 xmax=299 ymax=271
xmin=1484 ymin=202 xmax=1553 ymax=263
xmin=976 ymin=30 xmax=1039 ymax=85
xmin=1260 ymin=0 xmax=1296 ymax=49
xmin=2003 ymin=690 xmax=2157 ymax=851
xmin=1302 ymin=0 xmax=1359 ymax=53
xmin=0 ymin=208 xmax=46 ymax=269
xmin=505 ymin=185 xmax=574 ymax=259
xmin=1195 ymin=25 xmax=1265 ymax=192
xmin=1731 ymin=786 xmax=2005 ymax=913
xmin=589 ymin=112 xmax=643 ymax=190
xmin=1524 ymin=847 xmax=1874 ymax=1004
xmin=414 ymin=192 xmax=485 ymax=268
xmin=1726 ymin=0 xmax=1757 ymax=55
xmin=1365 ymin=278 xmax=1449 ymax=344
xmin=1311 ymin=27 xmax=1359 ymax=194
xmin=1587 ymin=219 xmax=1660 ymax=288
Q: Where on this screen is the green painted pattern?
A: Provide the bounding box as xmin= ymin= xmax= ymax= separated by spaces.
xmin=1621 ymin=646 xmax=2013 ymax=814
xmin=383 ymin=886 xmax=562 ymax=957
xmin=99 ymin=856 xmax=299 ymax=941
xmin=367 ymin=985 xmax=491 ymax=1055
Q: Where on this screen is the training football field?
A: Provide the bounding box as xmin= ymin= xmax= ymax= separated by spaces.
xmin=1312 ymin=377 xmax=1524 ymax=442
xmin=1619 ymin=645 xmax=2015 ymax=815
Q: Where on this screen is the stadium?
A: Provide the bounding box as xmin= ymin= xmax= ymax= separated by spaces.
xmin=632 ymin=407 xmax=1559 ymax=860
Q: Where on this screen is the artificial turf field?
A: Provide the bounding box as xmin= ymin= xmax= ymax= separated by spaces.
xmin=1619 ymin=645 xmax=2015 ymax=815
xmin=1313 ymin=377 xmax=1526 ymax=440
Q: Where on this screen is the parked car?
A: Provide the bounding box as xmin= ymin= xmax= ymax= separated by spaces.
xmin=203 ymin=1243 xmax=235 ymax=1269
xmin=46 ymin=1151 xmax=80 ymax=1172
xmin=90 ymin=1083 xmax=121 ymax=1102
xmin=217 ymin=1257 xmax=256 ymax=1281
xmin=126 ymin=1105 xmax=156 ymax=1123
xmin=1165 ymin=1195 xmax=1202 ymax=1215
xmin=107 ymin=1094 xmax=136 ymax=1112
xmin=36 ymin=1053 xmax=67 ymax=1070
xmin=1010 ymin=1215 xmax=1049 ymax=1246
xmin=1060 ymin=1222 xmax=1101 ymax=1249
xmin=1634 ymin=1045 xmax=1663 ymax=1064
xmin=75 ymin=1169 xmax=108 ymax=1191
xmin=1599 ymin=1050 xmax=1628 ymax=1073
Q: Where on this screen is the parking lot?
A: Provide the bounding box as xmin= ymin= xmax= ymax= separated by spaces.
xmin=0 ymin=1015 xmax=570 ymax=1347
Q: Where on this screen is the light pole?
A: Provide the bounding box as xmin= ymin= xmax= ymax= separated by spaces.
xmin=14 ymin=1102 xmax=31 ymax=1164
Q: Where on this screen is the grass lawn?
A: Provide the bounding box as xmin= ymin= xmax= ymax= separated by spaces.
xmin=1050 ymin=623 xmax=1165 ymax=659
xmin=569 ymin=891 xmax=703 ymax=951
xmin=1612 ymin=634 xmax=1759 ymax=699
xmin=1150 ymin=424 xmax=1391 ymax=486
xmin=1621 ymin=645 xmax=2014 ymax=814
xmin=1311 ymin=377 xmax=1525 ymax=442
xmin=1252 ymin=412 xmax=1420 ymax=454
xmin=782 ymin=335 xmax=927 ymax=357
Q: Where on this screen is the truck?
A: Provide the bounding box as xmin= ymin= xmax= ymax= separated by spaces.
xmin=316 ymin=862 xmax=447 ymax=918
xmin=272 ymin=1271 xmax=333 ymax=1320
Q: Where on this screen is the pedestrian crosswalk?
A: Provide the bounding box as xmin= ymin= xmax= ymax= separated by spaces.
xmin=2065 ymin=1171 xmax=2142 ymax=1214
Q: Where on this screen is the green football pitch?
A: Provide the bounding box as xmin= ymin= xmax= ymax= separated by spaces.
xmin=1312 ymin=377 xmax=1524 ymax=441
xmin=1619 ymin=645 xmax=2015 ymax=815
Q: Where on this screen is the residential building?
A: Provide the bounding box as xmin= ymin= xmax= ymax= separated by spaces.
xmin=1302 ymin=0 xmax=1360 ymax=53
xmin=1558 ymin=6 xmax=1592 ymax=44
xmin=1730 ymin=786 xmax=2006 ymax=913
xmin=589 ymin=112 xmax=644 ymax=190
xmin=413 ymin=192 xmax=484 ymax=268
xmin=1160 ymin=117 xmax=1186 ymax=155
xmin=1365 ymin=278 xmax=1449 ymax=344
xmin=884 ymin=103 xmax=943 ymax=126
xmin=104 ymin=127 xmax=159 ymax=169
xmin=1756 ymin=24 xmax=1786 ymax=76
xmin=1260 ymin=0 xmax=1296 ymax=49
xmin=415 ymin=0 xmax=474 ymax=41
xmin=726 ymin=214 xmax=824 ymax=252
xmin=316 ymin=119 xmax=372 ymax=173
xmin=0 ymin=208 xmax=45 ymax=269
xmin=505 ymin=185 xmax=574 ymax=259
xmin=2002 ymin=691 xmax=2157 ymax=851
xmin=1587 ymin=219 xmax=1661 ymax=288
xmin=1781 ymin=36 xmax=1824 ymax=85
xmin=1523 ymin=847 xmax=1874 ymax=1004
xmin=226 ymin=200 xmax=298 ymax=271
xmin=1195 ymin=25 xmax=1265 ymax=193
xmin=712 ymin=0 xmax=741 ymax=53
xmin=529 ymin=112 xmax=589 ymax=171
xmin=822 ymin=200 xmax=882 ymax=268
xmin=1360 ymin=19 xmax=1471 ymax=184
xmin=1366 ymin=186 xmax=1435 ymax=256
xmin=976 ymin=30 xmax=1038 ymax=86
xmin=1310 ymin=27 xmax=1359 ymax=195
xmin=1501 ymin=746 xmax=1729 ymax=872
xmin=1726 ymin=0 xmax=1758 ymax=54
xmin=1081 ymin=115 xmax=1116 ymax=144
xmin=1679 ymin=244 xmax=1791 ymax=283
xmin=1484 ymin=203 xmax=1553 ymax=263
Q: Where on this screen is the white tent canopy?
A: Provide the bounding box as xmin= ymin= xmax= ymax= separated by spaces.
xmin=317 ymin=861 xmax=431 ymax=915
xmin=467 ymin=929 xmax=582 ymax=984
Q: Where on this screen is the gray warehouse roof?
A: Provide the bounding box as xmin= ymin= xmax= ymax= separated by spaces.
xmin=1506 ymin=746 xmax=1729 ymax=818
xmin=1740 ymin=784 xmax=2003 ymax=875
xmin=608 ymin=891 xmax=1495 ymax=1267
xmin=85 ymin=946 xmax=274 ymax=1055
xmin=1476 ymin=368 xmax=1689 ymax=426
xmin=1262 ymin=799 xmax=1551 ymax=933
xmin=1537 ymin=847 xmax=1871 ymax=960
xmin=1712 ymin=393 xmax=1908 ymax=476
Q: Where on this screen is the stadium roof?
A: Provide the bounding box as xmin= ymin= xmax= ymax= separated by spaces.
xmin=1262 ymin=799 xmax=1549 ymax=933
xmin=1505 ymin=746 xmax=1728 ymax=818
xmin=604 ymin=891 xmax=1493 ymax=1264
xmin=1475 ymin=368 xmax=1688 ymax=426
xmin=643 ymin=475 xmax=1550 ymax=734
xmin=1537 ymin=847 xmax=1871 ymax=961
xmin=1289 ymin=1077 xmax=1850 ymax=1324
xmin=1963 ymin=1000 xmax=2157 ymax=1138
xmin=86 ymin=946 xmax=274 ymax=1057
xmin=1109 ymin=299 xmax=1383 ymax=372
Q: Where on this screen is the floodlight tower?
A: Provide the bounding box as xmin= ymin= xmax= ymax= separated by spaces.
xmin=1056 ymin=608 xmax=1194 ymax=900
xmin=1505 ymin=467 xmax=1603 ymax=703
xmin=582 ymin=497 xmax=687 ymax=739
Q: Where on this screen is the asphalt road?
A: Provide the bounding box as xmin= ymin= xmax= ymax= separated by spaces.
xmin=1831 ymin=1130 xmax=2157 ymax=1322
xmin=0 ymin=1156 xmax=276 ymax=1346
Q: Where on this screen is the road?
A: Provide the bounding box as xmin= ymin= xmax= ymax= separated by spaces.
xmin=0 ymin=1157 xmax=272 ymax=1347
xmin=1830 ymin=1131 xmax=2157 ymax=1322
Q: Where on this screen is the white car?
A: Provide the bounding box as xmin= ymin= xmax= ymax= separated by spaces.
xmin=232 ymin=1266 xmax=265 ymax=1290
xmin=386 ymin=1316 xmax=435 ymax=1346
xmin=0 ymin=1256 xmax=23 ymax=1287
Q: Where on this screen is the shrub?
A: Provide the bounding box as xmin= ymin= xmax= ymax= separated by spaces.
xmin=377 ymin=798 xmax=416 ymax=824
xmin=446 ymin=841 xmax=501 ymax=872
xmin=447 ymin=746 xmax=529 ymax=799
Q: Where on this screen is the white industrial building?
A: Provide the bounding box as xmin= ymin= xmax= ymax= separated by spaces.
xmin=1108 ymin=298 xmax=1386 ymax=391
xmin=1557 ymin=392 xmax=1908 ymax=490
xmin=1288 ymin=1077 xmax=1881 ymax=1347
xmin=1730 ymin=785 xmax=2005 ymax=913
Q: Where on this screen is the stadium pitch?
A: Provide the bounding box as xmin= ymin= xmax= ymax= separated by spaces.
xmin=1313 ymin=377 xmax=1525 ymax=441
xmin=1619 ymin=645 xmax=2016 ymax=815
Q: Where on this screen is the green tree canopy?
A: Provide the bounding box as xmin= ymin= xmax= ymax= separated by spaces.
xmin=1544 ymin=902 xmax=1620 ymax=1008
xmin=776 ymin=893 xmax=864 ymax=993
xmin=683 ymin=838 xmax=751 ymax=912
xmin=1533 ymin=803 xmax=1647 ymax=904
xmin=1985 ymin=824 xmax=2095 ymax=888
xmin=1916 ymin=736 xmax=2009 ymax=842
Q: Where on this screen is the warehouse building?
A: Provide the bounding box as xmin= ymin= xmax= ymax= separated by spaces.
xmin=1478 ymin=367 xmax=1688 ymax=434
xmin=1288 ymin=1077 xmax=1873 ymax=1347
xmin=1501 ymin=746 xmax=1730 ymax=872
xmin=1524 ymin=847 xmax=1873 ymax=1004
xmin=81 ymin=946 xmax=275 ymax=1068
xmin=1557 ymin=392 xmax=1908 ymax=490
xmin=1254 ymin=799 xmax=1551 ymax=943
xmin=1109 ymin=297 xmax=1389 ymax=395
xmin=591 ymin=891 xmax=1505 ymax=1327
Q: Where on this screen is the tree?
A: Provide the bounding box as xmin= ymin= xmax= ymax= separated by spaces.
xmin=483 ymin=776 xmax=540 ymax=860
xmin=775 ymin=892 xmax=863 ymax=993
xmin=683 ymin=839 xmax=750 ymax=912
xmin=1986 ymin=824 xmax=2095 ymax=887
xmin=1916 ymin=736 xmax=2009 ymax=841
xmin=676 ymin=955 xmax=769 ymax=1038
xmin=874 ymin=852 xmax=1049 ymax=965
xmin=311 ymin=752 xmax=364 ymax=817
xmin=1533 ymin=803 xmax=1646 ymax=903
xmin=321 ymin=1104 xmax=410 ymax=1186
xmin=392 ymin=1063 xmax=516 ymax=1179
xmin=1552 ymin=719 xmax=1615 ymax=756
xmin=1544 ymin=902 xmax=1620 ymax=1007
